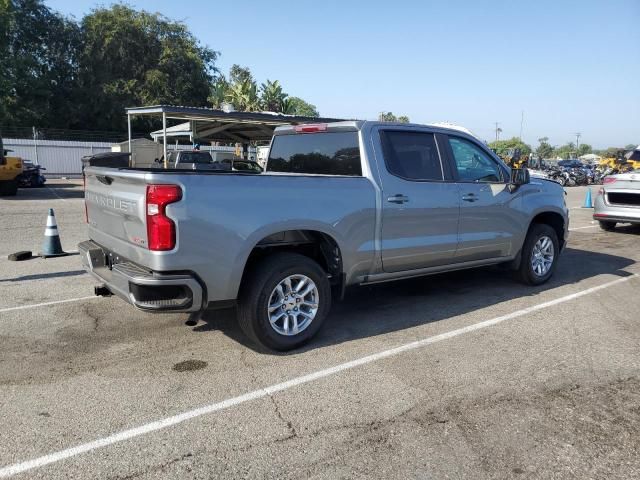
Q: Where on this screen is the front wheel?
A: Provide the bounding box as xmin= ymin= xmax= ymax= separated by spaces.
xmin=515 ymin=224 xmax=559 ymax=285
xmin=238 ymin=253 xmax=331 ymax=351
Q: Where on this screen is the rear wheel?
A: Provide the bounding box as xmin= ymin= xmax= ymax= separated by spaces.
xmin=238 ymin=253 xmax=331 ymax=351
xmin=599 ymin=221 xmax=616 ymax=231
xmin=516 ymin=224 xmax=559 ymax=285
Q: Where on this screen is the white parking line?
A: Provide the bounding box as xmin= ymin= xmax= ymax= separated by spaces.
xmin=569 ymin=225 xmax=598 ymax=231
xmin=0 ymin=273 xmax=636 ymax=478
xmin=0 ymin=296 xmax=98 ymax=314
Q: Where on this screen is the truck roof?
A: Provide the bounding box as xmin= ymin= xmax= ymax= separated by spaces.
xmin=273 ymin=120 xmax=483 ymax=144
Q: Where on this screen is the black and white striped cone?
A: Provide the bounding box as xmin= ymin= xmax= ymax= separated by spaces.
xmin=41 ymin=208 xmax=67 ymax=258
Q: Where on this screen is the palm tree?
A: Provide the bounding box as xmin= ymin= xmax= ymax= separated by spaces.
xmin=260 ymin=80 xmax=287 ymax=112
xmin=225 ymin=79 xmax=260 ymax=112
xmin=209 ymin=75 xmax=229 ymax=108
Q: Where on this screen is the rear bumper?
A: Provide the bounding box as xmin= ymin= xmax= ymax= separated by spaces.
xmin=593 ymin=194 xmax=640 ymax=225
xmin=593 ymin=213 xmax=640 ymax=224
xmin=78 ymin=240 xmax=204 ymax=312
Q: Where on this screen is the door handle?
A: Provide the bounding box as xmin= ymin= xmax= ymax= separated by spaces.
xmin=387 ymin=194 xmax=409 ymax=204
xmin=462 ymin=193 xmax=478 ymax=202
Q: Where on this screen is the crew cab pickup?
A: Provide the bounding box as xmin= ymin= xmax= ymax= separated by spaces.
xmin=80 ymin=121 xmax=569 ymax=350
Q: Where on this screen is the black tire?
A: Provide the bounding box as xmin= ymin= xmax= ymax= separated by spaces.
xmin=515 ymin=223 xmax=559 ymax=286
xmin=238 ymin=253 xmax=331 ymax=351
xmin=599 ymin=221 xmax=616 ymax=231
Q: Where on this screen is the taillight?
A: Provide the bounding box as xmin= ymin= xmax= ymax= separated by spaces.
xmin=603 ymin=176 xmax=617 ymax=184
xmin=294 ymin=123 xmax=328 ymax=133
xmin=146 ymin=184 xmax=182 ymax=251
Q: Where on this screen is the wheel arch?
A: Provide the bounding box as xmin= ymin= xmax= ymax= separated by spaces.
xmin=235 ymin=227 xmax=345 ymax=300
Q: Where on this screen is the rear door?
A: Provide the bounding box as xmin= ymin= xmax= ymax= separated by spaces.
xmin=444 ymin=135 xmax=520 ymax=261
xmin=375 ymin=127 xmax=460 ymax=272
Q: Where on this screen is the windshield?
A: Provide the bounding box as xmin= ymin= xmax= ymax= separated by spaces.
xmin=179 ymin=151 xmax=212 ymax=164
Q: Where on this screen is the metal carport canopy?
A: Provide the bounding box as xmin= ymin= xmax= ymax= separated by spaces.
xmin=126 ymin=104 xmax=343 ymax=143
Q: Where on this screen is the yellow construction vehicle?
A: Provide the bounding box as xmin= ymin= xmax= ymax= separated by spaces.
xmin=500 ymin=148 xmax=528 ymax=168
xmin=0 ymin=134 xmax=23 ymax=196
xmin=624 ymin=146 xmax=640 ymax=170
xmin=598 ymin=148 xmax=639 ymax=172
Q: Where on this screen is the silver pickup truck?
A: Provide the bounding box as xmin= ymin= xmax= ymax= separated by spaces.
xmin=80 ymin=121 xmax=568 ymax=350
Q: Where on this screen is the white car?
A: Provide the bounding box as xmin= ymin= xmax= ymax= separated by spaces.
xmin=593 ymin=170 xmax=640 ymax=230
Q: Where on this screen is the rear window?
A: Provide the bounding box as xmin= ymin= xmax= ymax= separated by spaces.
xmin=180 ymin=152 xmax=212 ymax=164
xmin=267 ymin=132 xmax=362 ymax=176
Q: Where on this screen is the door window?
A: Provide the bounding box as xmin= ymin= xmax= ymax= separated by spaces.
xmin=448 ymin=137 xmax=503 ymax=183
xmin=381 ymin=131 xmax=443 ymax=181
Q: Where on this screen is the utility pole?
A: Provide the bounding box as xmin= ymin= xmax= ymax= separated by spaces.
xmin=494 ymin=122 xmax=501 ymax=142
xmin=574 ymin=132 xmax=581 ymax=151
xmin=519 ymin=111 xmax=524 ymax=141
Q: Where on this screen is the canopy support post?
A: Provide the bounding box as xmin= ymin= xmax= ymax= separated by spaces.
xmin=162 ymin=112 xmax=168 ymax=169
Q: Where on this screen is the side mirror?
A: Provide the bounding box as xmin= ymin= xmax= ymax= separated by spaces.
xmin=508 ymin=168 xmax=529 ymax=192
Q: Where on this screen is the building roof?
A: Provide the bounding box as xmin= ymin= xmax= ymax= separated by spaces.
xmin=128 ymin=105 xmax=343 ymax=143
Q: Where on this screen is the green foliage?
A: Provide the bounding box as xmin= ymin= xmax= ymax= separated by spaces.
xmin=535 ymin=137 xmax=554 ymax=159
xmin=211 ymin=65 xmax=319 ymax=116
xmin=286 ymin=97 xmax=319 ymax=117
xmin=624 ymin=143 xmax=637 ymax=150
xmin=260 ymin=79 xmax=286 ymax=112
xmin=554 ymin=142 xmax=576 ymax=159
xmin=2 ymin=2 xmax=321 ymax=131
xmin=577 ymin=143 xmax=592 ymax=156
xmin=78 ymin=4 xmax=218 ymax=130
xmin=488 ymin=137 xmax=532 ymax=157
xmin=1 ymin=0 xmax=82 ymax=128
xmin=378 ymin=112 xmax=410 ymax=122
xmin=225 ymin=79 xmax=260 ymax=112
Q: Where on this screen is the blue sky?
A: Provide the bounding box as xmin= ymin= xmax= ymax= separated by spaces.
xmin=48 ymin=0 xmax=639 ymax=148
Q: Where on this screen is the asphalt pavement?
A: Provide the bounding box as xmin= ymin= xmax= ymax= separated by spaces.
xmin=0 ymin=181 xmax=638 ymax=479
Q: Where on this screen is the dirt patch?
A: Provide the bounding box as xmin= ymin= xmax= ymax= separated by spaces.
xmin=172 ymin=360 xmax=208 ymax=372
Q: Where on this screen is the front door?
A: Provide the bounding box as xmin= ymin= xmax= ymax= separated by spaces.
xmin=376 ymin=128 xmax=460 ymax=273
xmin=445 ymin=135 xmax=521 ymax=262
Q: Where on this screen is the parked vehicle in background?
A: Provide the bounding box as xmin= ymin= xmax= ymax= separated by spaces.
xmin=80 ymin=121 xmax=568 ymax=351
xmin=16 ymin=161 xmax=46 ymax=187
xmin=160 ymin=150 xmax=215 ymax=169
xmin=593 ymin=169 xmax=640 ymax=231
xmin=558 ymin=159 xmax=584 ymax=169
xmin=0 ymin=135 xmax=24 ymax=196
xmin=212 ymin=158 xmax=263 ymax=173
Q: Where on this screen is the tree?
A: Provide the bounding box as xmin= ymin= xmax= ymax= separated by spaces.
xmin=488 ymin=137 xmax=532 ymax=157
xmin=535 ymin=137 xmax=554 ymax=159
xmin=260 ymin=79 xmax=286 ymax=112
xmin=378 ymin=112 xmax=410 ymax=122
xmin=625 ymin=144 xmax=637 ymax=150
xmin=577 ymin=143 xmax=592 ymax=156
xmin=285 ymin=97 xmax=319 ymax=117
xmin=78 ymin=4 xmax=218 ymax=130
xmin=229 ymin=64 xmax=253 ymax=85
xmin=209 ymin=74 xmax=229 ymax=108
xmin=554 ymin=142 xmax=576 ymax=159
xmin=225 ymin=79 xmax=260 ymax=112
xmin=0 ymin=0 xmax=82 ymax=128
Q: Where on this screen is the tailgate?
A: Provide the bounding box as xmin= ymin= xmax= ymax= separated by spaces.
xmin=84 ymin=168 xmax=149 ymax=249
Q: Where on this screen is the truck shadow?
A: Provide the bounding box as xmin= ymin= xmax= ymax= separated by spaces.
xmin=195 ymin=247 xmax=636 ymax=354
